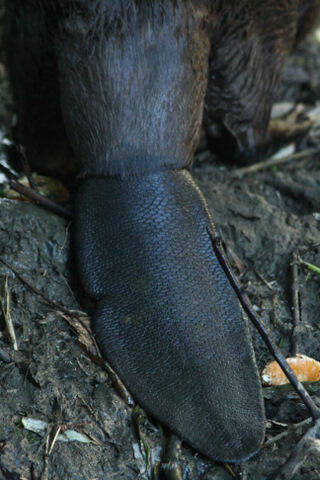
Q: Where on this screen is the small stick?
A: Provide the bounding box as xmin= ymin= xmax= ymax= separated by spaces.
xmin=0 ymin=163 xmax=19 ymax=181
xmin=11 ymin=181 xmax=72 ymax=219
xmin=272 ymin=294 xmax=278 ymax=328
xmin=273 ymin=417 xmax=320 ymax=480
xmin=207 ymin=230 xmax=320 ymax=421
xmin=0 ymin=150 xmax=72 ymax=219
xmin=48 ymin=425 xmax=62 ymax=455
xmin=290 ymin=253 xmax=301 ymax=357
xmin=104 ymin=360 xmax=135 ymax=407
xmin=77 ymin=392 xmax=120 ymax=449
xmin=0 ymin=258 xmax=68 ymax=312
xmin=254 ymin=269 xmax=275 ymax=291
xmin=224 ymin=464 xmax=236 ymax=478
xmin=265 ymin=418 xmax=312 ymax=446
xmin=0 ymin=258 xmax=94 ymax=345
xmin=0 ymin=257 xmax=134 ymax=407
xmin=297 ymin=256 xmax=320 ymax=276
xmin=0 ymin=277 xmax=18 ymax=350
xmin=230 ymin=148 xmax=318 ymax=179
xmin=40 ymin=432 xmax=50 ymax=480
xmin=18 ymin=145 xmax=38 ymax=192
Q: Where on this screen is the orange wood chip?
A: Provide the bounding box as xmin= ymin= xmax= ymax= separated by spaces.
xmin=261 ymin=354 xmax=320 ymax=386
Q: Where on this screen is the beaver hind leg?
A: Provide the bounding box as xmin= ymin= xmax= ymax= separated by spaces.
xmin=8 ymin=0 xmax=265 ymax=462
xmin=56 ymin=0 xmax=266 ymax=462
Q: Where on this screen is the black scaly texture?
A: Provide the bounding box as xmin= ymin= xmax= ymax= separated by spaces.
xmin=75 ymin=169 xmax=265 ymax=462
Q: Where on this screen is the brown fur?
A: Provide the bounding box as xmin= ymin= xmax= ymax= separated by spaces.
xmin=4 ymin=1 xmax=319 ymax=176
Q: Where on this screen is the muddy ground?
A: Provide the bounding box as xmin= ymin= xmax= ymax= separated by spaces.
xmin=0 ymin=22 xmax=319 ymax=480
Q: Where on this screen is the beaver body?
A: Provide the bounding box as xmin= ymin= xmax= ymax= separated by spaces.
xmin=4 ymin=0 xmax=319 ymax=463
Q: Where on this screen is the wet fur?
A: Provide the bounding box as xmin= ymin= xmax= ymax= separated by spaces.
xmin=5 ymin=1 xmax=319 ymax=177
xmin=55 ymin=1 xmax=211 ymax=177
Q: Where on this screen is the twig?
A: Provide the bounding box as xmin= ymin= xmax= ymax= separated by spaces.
xmin=77 ymin=392 xmax=120 ymax=449
xmin=224 ymin=464 xmax=237 ymax=478
xmin=254 ymin=269 xmax=275 ymax=291
xmin=265 ymin=418 xmax=312 ymax=447
xmin=230 ymin=148 xmax=318 ymax=179
xmin=290 ymin=253 xmax=301 ymax=357
xmin=207 ymin=230 xmax=320 ymax=421
xmin=0 ymin=258 xmax=67 ymax=310
xmin=57 ymin=311 xmax=101 ymax=359
xmin=0 ymin=277 xmax=18 ymax=350
xmin=0 ymin=163 xmax=19 ymax=181
xmin=104 ymin=360 xmax=135 ymax=407
xmin=0 ymin=257 xmax=134 ymax=408
xmin=48 ymin=425 xmax=61 ymax=455
xmin=273 ymin=417 xmax=320 ymax=480
xmin=0 ymin=258 xmax=97 ymax=355
xmin=40 ymin=428 xmax=51 ymax=480
xmin=10 ymin=181 xmax=72 ymax=219
xmin=18 ymin=145 xmax=39 ymax=193
xmin=297 ymin=256 xmax=320 ymax=276
xmin=0 ymin=148 xmax=72 ymax=219
xmin=272 ymin=294 xmax=278 ymax=328
xmin=226 ymin=244 xmax=246 ymax=275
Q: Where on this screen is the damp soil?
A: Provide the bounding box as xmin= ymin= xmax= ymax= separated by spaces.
xmin=0 ymin=28 xmax=319 ymax=480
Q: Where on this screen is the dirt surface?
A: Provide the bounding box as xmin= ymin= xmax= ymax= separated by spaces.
xmin=0 ymin=24 xmax=319 ymax=480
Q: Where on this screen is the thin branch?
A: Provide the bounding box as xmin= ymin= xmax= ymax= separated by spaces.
xmin=0 ymin=163 xmax=19 ymax=181
xmin=230 ymin=148 xmax=318 ymax=179
xmin=207 ymin=230 xmax=320 ymax=421
xmin=10 ymin=181 xmax=72 ymax=219
xmin=0 ymin=257 xmax=134 ymax=407
xmin=297 ymin=256 xmax=320 ymax=276
xmin=104 ymin=361 xmax=135 ymax=407
xmin=47 ymin=425 xmax=62 ymax=455
xmin=18 ymin=145 xmax=39 ymax=192
xmin=290 ymin=252 xmax=301 ymax=356
xmin=0 ymin=258 xmax=94 ymax=343
xmin=0 ymin=257 xmax=70 ymax=313
xmin=265 ymin=418 xmax=312 ymax=447
xmin=273 ymin=417 xmax=320 ymax=480
xmin=0 ymin=147 xmax=72 ymax=219
xmin=254 ymin=269 xmax=275 ymax=291
xmin=0 ymin=277 xmax=18 ymax=350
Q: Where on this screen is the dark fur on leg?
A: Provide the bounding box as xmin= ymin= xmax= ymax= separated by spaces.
xmin=55 ymin=0 xmax=211 ymax=177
